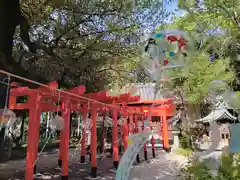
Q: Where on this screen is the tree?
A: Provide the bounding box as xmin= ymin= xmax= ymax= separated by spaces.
xmin=156 ymin=2 xmax=236 ymax=104
xmin=0 ymin=0 xmax=47 ymax=161
xmin=0 ymin=0 xmax=170 ymax=160
xmin=176 ymin=0 xmax=240 ymax=83
xmin=149 ymin=3 xmax=238 ymax=148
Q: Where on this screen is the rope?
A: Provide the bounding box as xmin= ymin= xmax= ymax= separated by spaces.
xmin=33 ymin=92 xmax=62 ymax=165
xmin=0 ymin=70 xmax=144 ymax=115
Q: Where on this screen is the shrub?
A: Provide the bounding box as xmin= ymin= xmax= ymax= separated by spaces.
xmin=178 ymin=153 xmax=240 ymax=180
xmin=175 ymin=148 xmax=193 ymax=157
xmin=179 ymin=136 xmax=191 ymax=149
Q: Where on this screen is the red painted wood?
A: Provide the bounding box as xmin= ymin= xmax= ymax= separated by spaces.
xmin=123 ymin=112 xmax=128 ymax=151
xmin=9 ymin=80 xmax=176 ymax=180
xmin=37 ymin=81 xmax=58 ymax=93
xmin=101 ymin=119 xmax=105 ymax=154
xmin=162 ymin=111 xmax=169 ymax=149
xmin=125 ymin=105 xmax=176 ymax=117
xmin=58 ymin=130 xmax=63 ymax=165
xmin=91 ymin=103 xmax=97 ymax=168
xmin=112 ymin=102 xmax=119 ymax=163
xmin=128 ymin=115 xmax=134 ymax=134
xmin=9 ymin=103 xmax=29 ymax=110
xmin=67 ymin=85 xmax=85 ymax=95
xmin=81 ymin=104 xmax=88 ymax=158
xmin=148 ymin=107 xmax=155 ymax=150
xmin=25 ymin=93 xmax=41 ymax=180
xmin=127 ymin=98 xmax=173 ymax=105
xmin=141 ymin=115 xmax=147 ymax=151
xmin=61 ymin=100 xmax=71 ymax=177
xmin=10 ymin=87 xmax=32 ymax=96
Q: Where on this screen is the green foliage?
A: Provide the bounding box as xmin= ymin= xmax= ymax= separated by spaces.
xmin=17 ymin=0 xmax=169 ymax=92
xmin=155 ymin=1 xmax=238 ymax=104
xmin=175 ymin=148 xmax=193 ymax=157
xmin=164 ymin=43 xmax=234 ymax=104
xmin=179 ymin=153 xmax=240 ymax=180
xmin=179 ymin=136 xmax=191 ymax=149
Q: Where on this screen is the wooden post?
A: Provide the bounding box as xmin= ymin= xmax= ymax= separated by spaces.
xmin=101 ymin=114 xmax=105 ymax=154
xmin=58 ymin=130 xmax=63 ymax=167
xmin=80 ymin=104 xmax=88 ymax=163
xmin=112 ymin=103 xmax=119 ymax=169
xmin=142 ymin=115 xmax=148 ymax=161
xmin=33 ymin=104 xmax=42 ymax=174
xmin=162 ymin=110 xmax=170 ymax=152
xmin=134 ymin=114 xmax=140 ymax=164
xmin=123 ymin=112 xmax=128 ymax=151
xmin=90 ymin=103 xmax=97 ymax=177
xmin=25 ymin=93 xmax=41 ymax=180
xmin=148 ymin=107 xmax=155 ymax=158
xmin=119 ymin=125 xmax=122 ymax=154
xmin=128 ymin=114 xmax=134 ymax=135
xmin=61 ymin=100 xmax=71 ymax=180
xmin=58 ymin=102 xmax=64 ymax=167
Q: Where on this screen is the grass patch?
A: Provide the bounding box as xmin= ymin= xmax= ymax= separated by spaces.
xmin=175 ymin=148 xmax=193 ymax=157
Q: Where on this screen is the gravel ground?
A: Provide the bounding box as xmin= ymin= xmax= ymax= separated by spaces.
xmin=0 ymin=149 xmax=187 ymax=180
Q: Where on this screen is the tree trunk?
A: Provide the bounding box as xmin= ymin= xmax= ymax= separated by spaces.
xmin=0 ymin=0 xmax=31 ymax=161
xmin=182 ymin=103 xmax=201 ymax=129
xmin=180 ymin=103 xmax=201 ymax=149
xmin=0 ymin=0 xmax=48 ymax=161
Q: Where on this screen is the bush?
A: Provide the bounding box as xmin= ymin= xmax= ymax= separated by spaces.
xmin=179 ymin=136 xmax=192 ymax=149
xmin=178 ymin=153 xmax=240 ymax=180
xmin=175 ymin=148 xmax=193 ymax=157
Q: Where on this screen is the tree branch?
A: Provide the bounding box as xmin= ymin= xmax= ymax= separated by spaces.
xmin=216 ymin=2 xmax=240 ymax=30
xmin=50 ymin=16 xmax=92 ymax=45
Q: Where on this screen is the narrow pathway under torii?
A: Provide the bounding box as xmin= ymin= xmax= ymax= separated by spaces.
xmin=0 ymin=149 xmax=186 ymax=180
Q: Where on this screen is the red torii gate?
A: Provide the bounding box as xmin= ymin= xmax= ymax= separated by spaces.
xmin=79 ymin=90 xmax=141 ymax=173
xmin=8 ymin=82 xmax=145 ymax=180
xmin=54 ymin=90 xmax=141 ymax=177
xmin=9 ymin=81 xmax=86 ymax=180
xmin=126 ymin=98 xmax=176 ymax=159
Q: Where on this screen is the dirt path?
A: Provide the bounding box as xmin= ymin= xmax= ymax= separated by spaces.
xmin=0 ymin=149 xmax=186 ymax=180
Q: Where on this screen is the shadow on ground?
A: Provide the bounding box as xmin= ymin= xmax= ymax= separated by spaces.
xmin=0 ymin=149 xmax=185 ymax=180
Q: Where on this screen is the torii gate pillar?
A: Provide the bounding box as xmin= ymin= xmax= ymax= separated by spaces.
xmin=25 ymin=93 xmax=41 ymax=180
xmin=61 ymin=100 xmax=71 ymax=180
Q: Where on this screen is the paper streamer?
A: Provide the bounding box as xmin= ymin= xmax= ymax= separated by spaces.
xmin=115 ymin=131 xmax=151 ymax=180
xmin=104 ymin=116 xmax=113 ymax=127
xmin=49 ymin=115 xmax=65 ymax=131
xmin=118 ymin=117 xmax=126 ymax=126
xmin=0 ymin=109 xmax=17 ymax=129
xmin=83 ymin=117 xmax=92 ymax=129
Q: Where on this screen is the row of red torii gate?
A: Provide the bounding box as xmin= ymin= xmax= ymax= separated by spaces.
xmin=8 ymin=81 xmax=176 ymax=180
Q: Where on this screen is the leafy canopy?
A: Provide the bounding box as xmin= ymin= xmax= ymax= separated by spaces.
xmin=16 ymin=0 xmax=169 ymax=92
xmin=153 ymin=1 xmax=237 ymax=104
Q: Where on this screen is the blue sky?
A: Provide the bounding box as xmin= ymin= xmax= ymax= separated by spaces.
xmin=144 ymin=0 xmax=186 ymax=32
xmin=165 ymin=0 xmax=186 ymax=22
